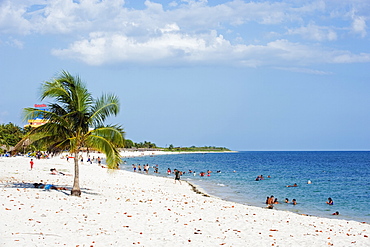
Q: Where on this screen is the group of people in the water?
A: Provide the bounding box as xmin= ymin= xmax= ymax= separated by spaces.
xmin=131 ymin=163 xmax=222 ymax=178
xmin=265 ymin=191 xmax=337 ymax=215
xmin=259 ymin=175 xmax=338 ymax=215
xmin=129 ymin=164 xmax=340 ymax=216
xmin=167 ymin=168 xmax=216 ymax=177
xmin=132 ymin=164 xmax=158 ymax=174
xmin=255 ymin=175 xmax=271 ymax=181
xmin=266 ymin=195 xmax=297 ymax=208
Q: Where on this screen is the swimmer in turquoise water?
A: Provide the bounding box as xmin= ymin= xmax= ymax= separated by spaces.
xmin=326 ymin=197 xmax=334 ymax=205
xmin=286 ymin=183 xmax=298 ymax=187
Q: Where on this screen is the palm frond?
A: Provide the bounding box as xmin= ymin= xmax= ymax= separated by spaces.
xmin=86 ymin=135 xmax=122 ymax=169
xmin=90 ymin=125 xmax=125 ymax=147
xmin=90 ymin=94 xmax=120 ymax=127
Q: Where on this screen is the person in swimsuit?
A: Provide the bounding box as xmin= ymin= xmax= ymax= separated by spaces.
xmin=286 ymin=183 xmax=298 ymax=187
xmin=268 ymin=195 xmax=275 ymax=204
xmin=326 ymin=198 xmax=334 ymax=205
xmin=174 ymin=169 xmax=182 ymax=184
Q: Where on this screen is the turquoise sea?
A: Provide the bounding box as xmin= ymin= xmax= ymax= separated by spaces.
xmin=119 ymin=151 xmax=370 ymax=223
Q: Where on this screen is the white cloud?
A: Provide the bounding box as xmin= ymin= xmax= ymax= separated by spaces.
xmin=0 ymin=0 xmax=332 ymax=35
xmin=274 ymin=67 xmax=333 ymax=75
xmin=351 ymin=16 xmax=367 ymax=37
xmin=160 ymin=23 xmax=180 ymax=33
xmin=2 ymin=0 xmax=370 ymax=68
xmin=52 ymin=30 xmax=370 ymax=67
xmin=6 ymin=38 xmax=24 ymax=49
xmin=0 ymin=1 xmax=31 ymax=35
xmin=52 ymin=30 xmax=234 ymax=66
xmin=288 ymin=23 xmax=337 ymax=41
xmin=330 ymin=51 xmax=370 ymax=63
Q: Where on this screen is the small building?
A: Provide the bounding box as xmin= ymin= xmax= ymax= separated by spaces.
xmin=24 ymin=104 xmax=49 ymax=128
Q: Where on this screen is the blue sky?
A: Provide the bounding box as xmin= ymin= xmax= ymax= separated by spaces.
xmin=1 ymin=0 xmax=369 ymax=151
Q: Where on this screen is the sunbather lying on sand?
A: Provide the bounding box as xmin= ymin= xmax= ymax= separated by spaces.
xmin=33 ymin=182 xmax=68 ymax=190
xmin=50 ymin=168 xmax=72 ymax=176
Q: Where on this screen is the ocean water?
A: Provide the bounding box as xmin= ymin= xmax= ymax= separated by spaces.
xmin=119 ymin=151 xmax=370 ymax=223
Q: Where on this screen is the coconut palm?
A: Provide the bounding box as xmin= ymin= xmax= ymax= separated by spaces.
xmin=19 ymin=71 xmax=124 ymax=196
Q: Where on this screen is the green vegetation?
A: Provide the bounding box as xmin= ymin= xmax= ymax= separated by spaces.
xmin=0 ymin=123 xmax=31 ymax=152
xmin=163 ymin=145 xmax=231 ymax=152
xmin=1 ymin=125 xmax=231 ymax=154
xmin=122 ymin=141 xmax=230 ymax=152
xmin=124 ymin=139 xmax=157 ymax=149
xmin=18 ymin=71 xmax=124 ymax=196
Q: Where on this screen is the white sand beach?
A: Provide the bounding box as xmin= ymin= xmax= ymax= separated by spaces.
xmin=1 ymin=152 xmax=369 ymax=246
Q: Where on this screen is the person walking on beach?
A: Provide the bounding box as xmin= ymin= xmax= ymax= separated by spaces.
xmin=30 ymin=159 xmax=34 ymax=170
xmin=174 ymin=169 xmax=182 ymax=184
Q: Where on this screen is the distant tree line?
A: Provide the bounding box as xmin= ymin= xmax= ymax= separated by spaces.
xmin=1 ymin=122 xmax=230 ymax=154
xmin=164 ymin=144 xmax=230 ymax=152
xmin=0 ymin=122 xmax=159 ymax=153
xmin=124 ymin=139 xmax=157 ymax=149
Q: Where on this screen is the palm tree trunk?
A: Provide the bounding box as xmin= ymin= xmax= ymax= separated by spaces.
xmin=71 ymin=152 xmax=81 ymax=196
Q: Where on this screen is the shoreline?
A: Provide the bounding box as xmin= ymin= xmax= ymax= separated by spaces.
xmin=122 ymin=151 xmax=370 ymax=224
xmin=1 ymin=154 xmax=370 ymax=246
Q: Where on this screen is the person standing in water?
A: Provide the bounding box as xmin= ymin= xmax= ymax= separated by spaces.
xmin=174 ymin=169 xmax=182 ymax=184
xmin=326 ymin=197 xmax=334 ymax=205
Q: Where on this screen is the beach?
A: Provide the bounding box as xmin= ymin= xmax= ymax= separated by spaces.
xmin=1 ymin=152 xmax=369 ymax=246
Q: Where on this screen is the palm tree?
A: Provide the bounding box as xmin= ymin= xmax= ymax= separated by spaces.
xmin=19 ymin=71 xmax=124 ymax=196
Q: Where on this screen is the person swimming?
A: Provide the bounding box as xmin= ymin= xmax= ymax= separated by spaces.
xmin=292 ymin=199 xmax=297 ymax=205
xmin=286 ymin=183 xmax=298 ymax=187
xmin=332 ymin=211 xmax=339 ymax=215
xmin=326 ymin=197 xmax=334 ymax=205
